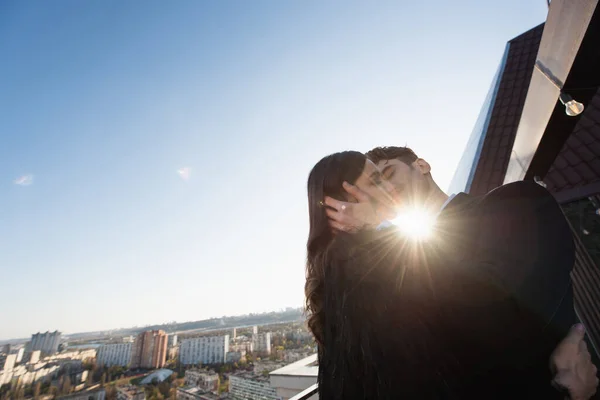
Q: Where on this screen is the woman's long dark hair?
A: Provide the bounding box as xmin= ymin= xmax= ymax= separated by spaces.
xmin=305 ymin=151 xmax=367 ymax=345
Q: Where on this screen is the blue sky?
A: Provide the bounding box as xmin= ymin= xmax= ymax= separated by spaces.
xmin=0 ymin=1 xmax=547 ymax=340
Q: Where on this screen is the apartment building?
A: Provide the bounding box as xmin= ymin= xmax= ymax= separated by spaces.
xmin=179 ymin=336 xmax=229 ymax=366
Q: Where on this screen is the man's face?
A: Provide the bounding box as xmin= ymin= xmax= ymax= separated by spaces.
xmin=376 ymin=158 xmax=430 ymax=208
xmin=351 ymin=160 xmax=397 ymax=211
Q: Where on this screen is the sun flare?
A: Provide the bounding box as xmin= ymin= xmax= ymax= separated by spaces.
xmin=391 ymin=208 xmax=435 ymax=240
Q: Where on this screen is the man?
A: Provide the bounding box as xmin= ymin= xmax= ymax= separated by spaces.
xmin=324 ymin=146 xmax=598 ymax=399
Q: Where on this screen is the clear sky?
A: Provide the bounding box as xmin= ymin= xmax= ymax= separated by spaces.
xmin=0 ymin=1 xmax=547 ymax=340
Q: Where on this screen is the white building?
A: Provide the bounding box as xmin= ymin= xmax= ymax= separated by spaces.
xmin=270 ymin=354 xmax=318 ymax=400
xmin=177 ymin=386 xmax=220 ymax=400
xmin=97 ymin=343 xmax=132 ymax=367
xmin=12 ymin=348 xmax=25 ymax=363
xmin=229 ymin=373 xmax=278 ymax=400
xmin=168 ymin=335 xmax=178 ymax=348
xmin=229 ymin=341 xmax=253 ymax=354
xmin=252 ymin=332 xmax=271 ymax=355
xmin=179 ymin=336 xmax=229 ymax=365
xmin=184 ymin=369 xmax=218 ymax=392
xmin=29 ymin=350 xmax=41 ymax=364
xmin=29 ymin=331 xmax=61 ymax=355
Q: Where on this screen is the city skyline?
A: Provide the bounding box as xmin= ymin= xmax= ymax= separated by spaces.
xmin=0 ymin=1 xmax=548 ymax=339
xmin=0 ymin=307 xmax=304 ymax=343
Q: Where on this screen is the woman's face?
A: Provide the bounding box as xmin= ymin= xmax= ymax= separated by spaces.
xmin=350 ymin=160 xmax=397 ymax=209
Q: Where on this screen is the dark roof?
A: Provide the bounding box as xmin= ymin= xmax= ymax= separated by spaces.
xmin=469 ymin=25 xmax=544 ymax=196
xmin=544 ymin=88 xmax=600 ymax=193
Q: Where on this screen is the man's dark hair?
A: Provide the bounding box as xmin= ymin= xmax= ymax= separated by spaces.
xmin=366 ymin=146 xmax=419 ymax=165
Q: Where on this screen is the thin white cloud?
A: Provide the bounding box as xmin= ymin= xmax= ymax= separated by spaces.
xmin=177 ymin=167 xmax=191 ymax=181
xmin=14 ymin=174 xmax=34 ymax=186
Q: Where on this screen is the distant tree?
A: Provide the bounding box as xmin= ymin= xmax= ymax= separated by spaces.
xmin=34 ymin=382 xmax=42 ymax=400
xmin=16 ymin=385 xmax=25 ymax=400
xmin=48 ymin=386 xmax=59 ymax=397
xmin=217 ymin=377 xmax=228 ymax=394
xmin=86 ymin=371 xmax=94 ymax=387
xmin=105 ymin=385 xmax=117 ymax=400
xmin=148 ymin=387 xmax=164 ymax=400
xmin=158 ymin=382 xmax=171 ymax=398
xmin=62 ymin=376 xmax=72 ymax=395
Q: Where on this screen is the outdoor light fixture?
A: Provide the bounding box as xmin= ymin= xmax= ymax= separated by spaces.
xmin=535 ymin=61 xmax=586 ymax=117
xmin=534 ymin=176 xmax=547 ymax=188
xmin=559 ymin=93 xmax=585 ymax=117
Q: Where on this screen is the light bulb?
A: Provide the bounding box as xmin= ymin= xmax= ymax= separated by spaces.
xmin=559 ymin=93 xmax=585 ymax=117
xmin=534 ymin=176 xmax=547 ymax=188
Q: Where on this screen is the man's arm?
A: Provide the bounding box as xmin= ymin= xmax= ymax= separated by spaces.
xmin=474 ymin=181 xmax=576 ymax=334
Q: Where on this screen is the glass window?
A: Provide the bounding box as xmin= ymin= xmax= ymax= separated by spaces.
xmin=448 ymin=43 xmax=510 ymax=195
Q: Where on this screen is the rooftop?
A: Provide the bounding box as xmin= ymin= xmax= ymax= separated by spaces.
xmin=269 ymin=354 xmax=318 ymax=378
xmin=229 ymin=371 xmax=271 ymax=383
xmin=140 ymin=368 xmax=174 ymax=384
xmin=118 ymin=385 xmax=145 ymax=395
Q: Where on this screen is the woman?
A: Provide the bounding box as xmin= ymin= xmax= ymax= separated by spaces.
xmin=305 ymin=151 xmax=597 ymax=399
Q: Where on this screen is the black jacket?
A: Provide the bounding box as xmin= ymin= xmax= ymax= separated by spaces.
xmin=317 ymin=181 xmax=575 ymax=399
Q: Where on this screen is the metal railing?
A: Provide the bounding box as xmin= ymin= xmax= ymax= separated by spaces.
xmin=288 ymin=383 xmax=318 ymax=400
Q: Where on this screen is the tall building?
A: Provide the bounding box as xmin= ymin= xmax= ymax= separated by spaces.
xmin=252 ymin=332 xmax=271 ymax=355
xmin=10 ymin=348 xmax=25 ymax=363
xmin=29 ymin=331 xmax=61 ymax=355
xmin=1 ymin=354 xmax=17 ymax=372
xmin=29 ymin=350 xmax=41 ymax=364
xmin=179 ymin=335 xmax=229 ymax=365
xmin=97 ymin=343 xmax=133 ymax=367
xmin=449 ymin=0 xmax=600 ymax=358
xmin=131 ymin=330 xmax=168 ymax=369
xmin=167 ymin=334 xmax=178 ymax=348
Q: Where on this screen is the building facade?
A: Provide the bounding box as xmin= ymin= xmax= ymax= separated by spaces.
xmin=449 ymin=1 xmax=600 ymax=358
xmin=29 ymin=331 xmax=61 ymax=356
xmin=269 ymin=354 xmax=318 ymax=400
xmin=229 ymin=373 xmax=278 ymax=400
xmin=168 ymin=335 xmax=178 ymax=348
xmin=252 ymin=333 xmax=271 ymax=356
xmin=11 ymin=348 xmax=25 ymax=363
xmin=179 ymin=336 xmax=229 ymax=366
xmin=184 ymin=369 xmax=218 ymax=392
xmin=97 ymin=343 xmax=133 ymax=367
xmin=29 ymin=350 xmax=41 ymax=364
xmin=131 ymin=330 xmax=168 ymax=369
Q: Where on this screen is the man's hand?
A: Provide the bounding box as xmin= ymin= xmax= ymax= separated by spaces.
xmin=550 ymin=323 xmax=598 ymax=400
xmin=324 ymin=182 xmax=394 ymax=233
